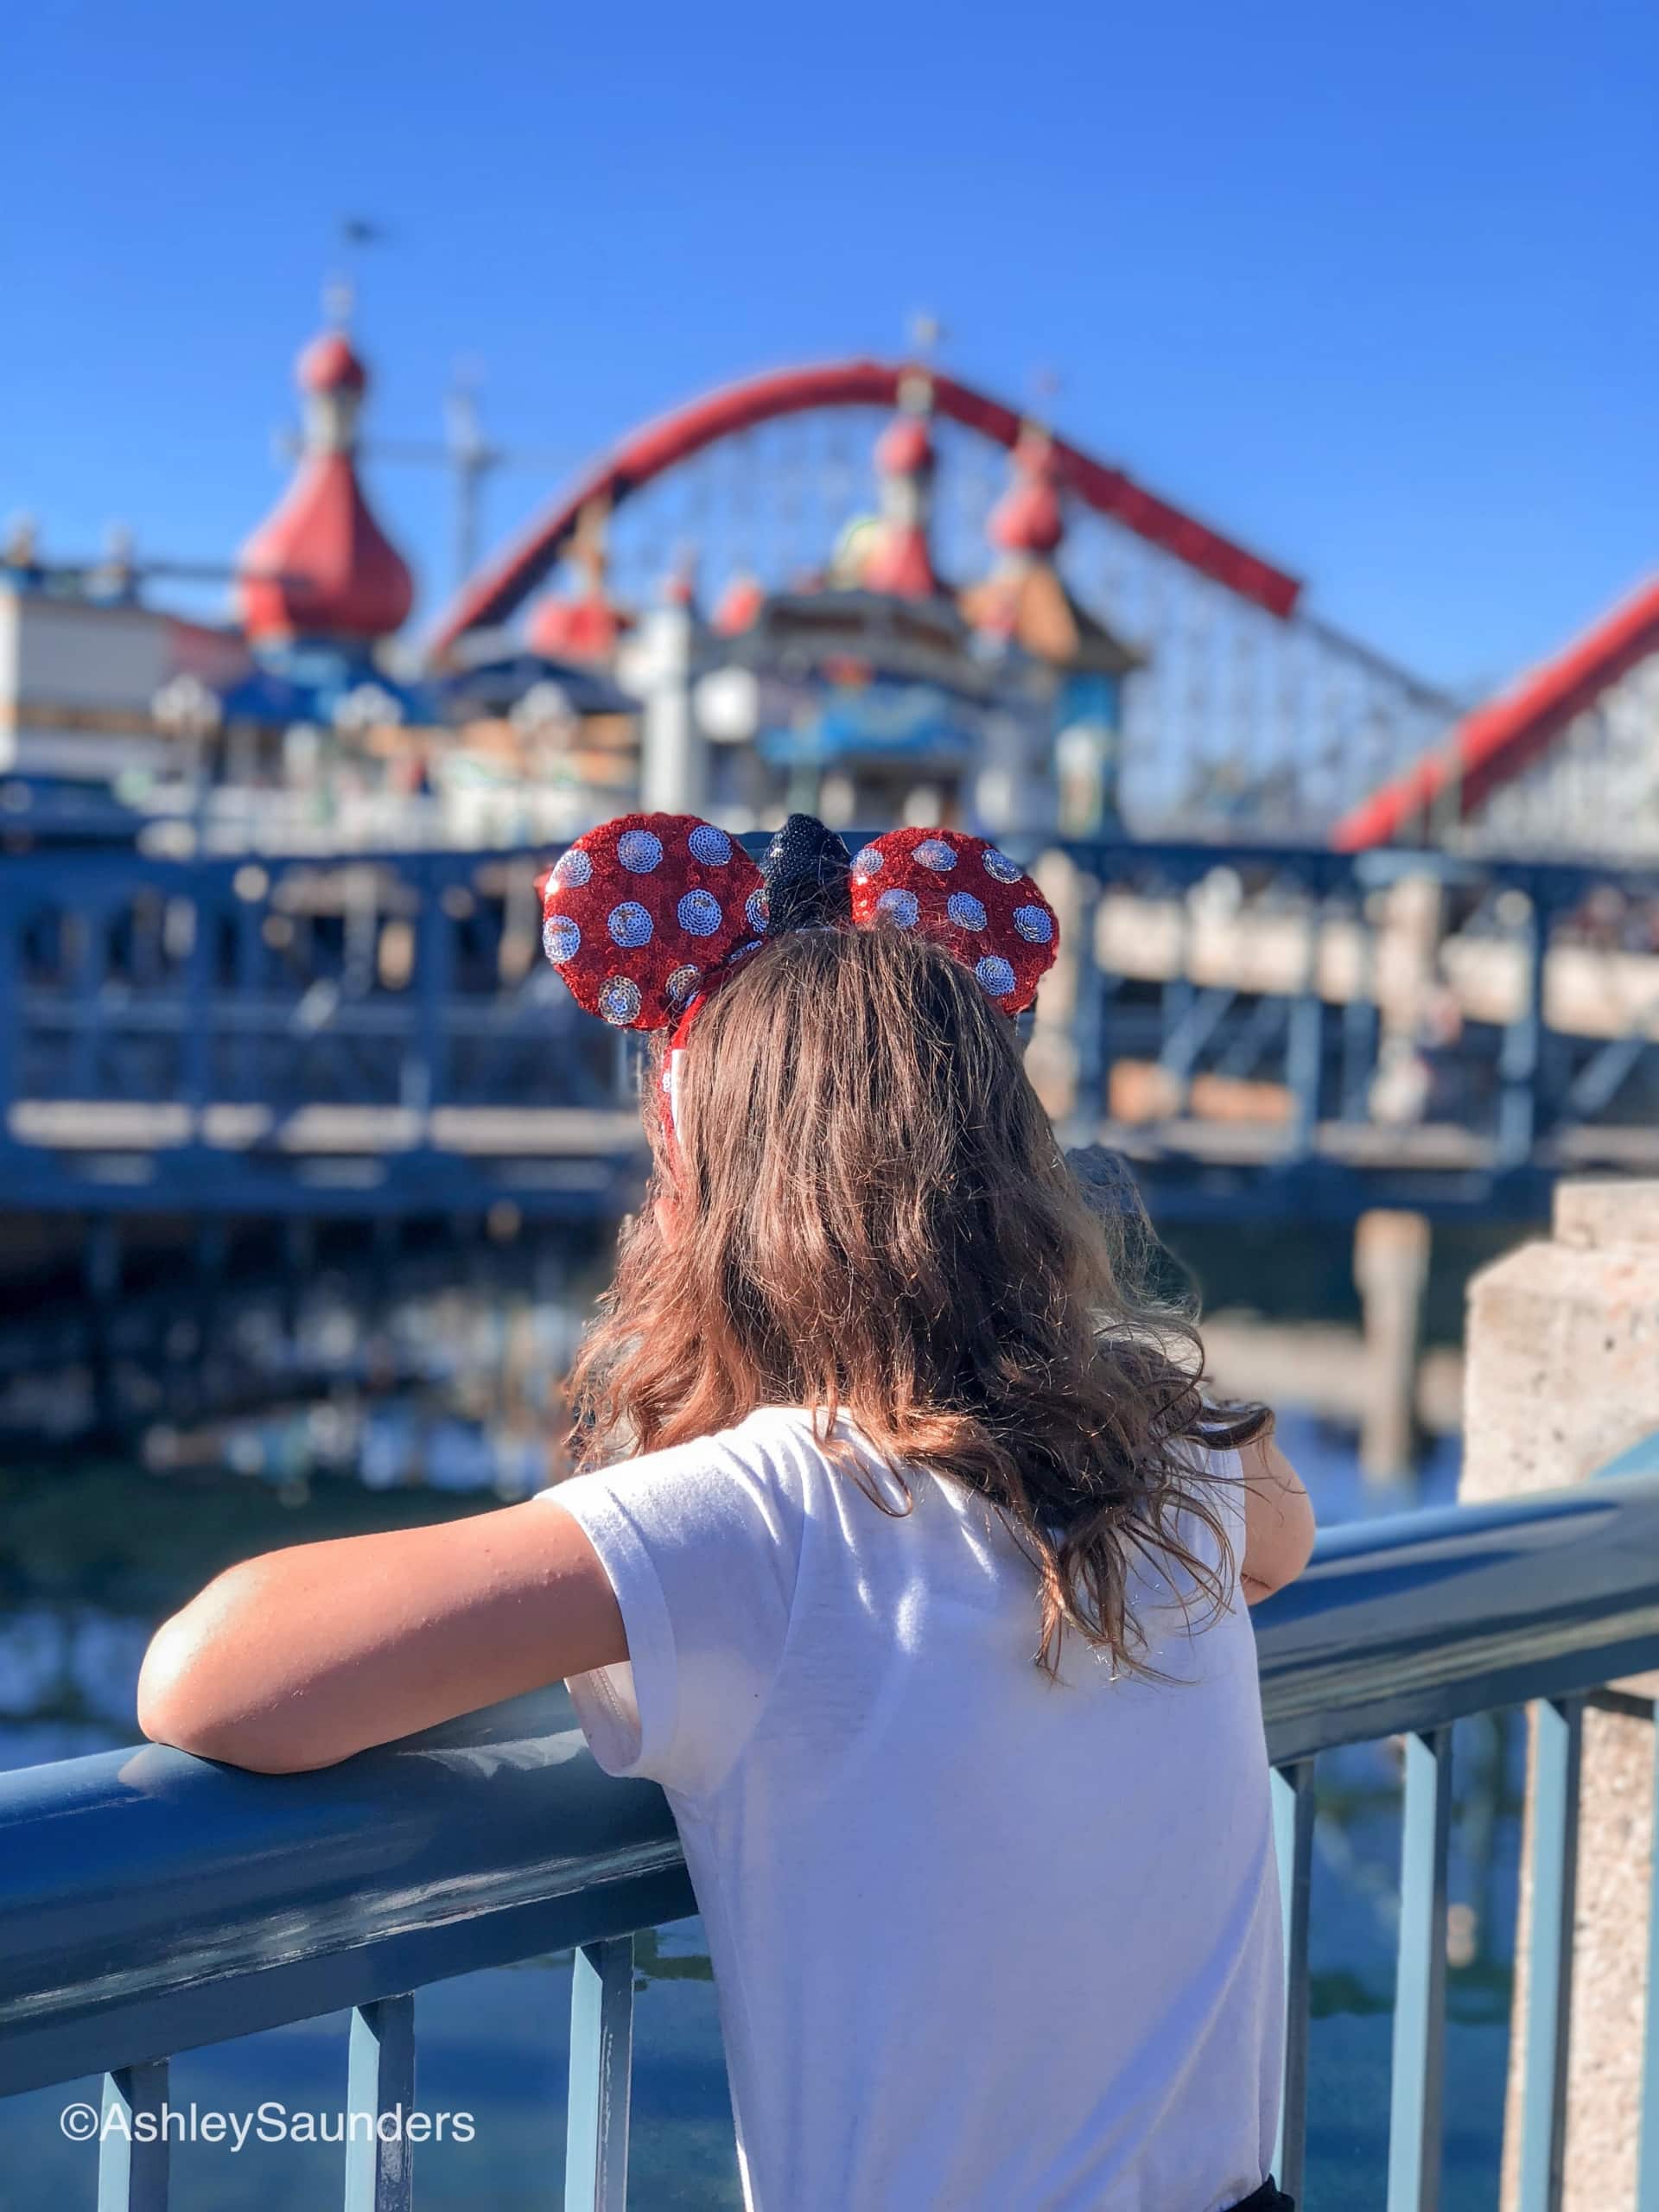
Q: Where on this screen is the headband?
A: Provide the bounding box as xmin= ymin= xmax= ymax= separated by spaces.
xmin=538 ymin=810 xmax=1059 ymax=1128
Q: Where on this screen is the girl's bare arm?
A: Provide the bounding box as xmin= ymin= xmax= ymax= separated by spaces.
xmin=137 ymin=1500 xmax=622 ymax=1775
xmin=1238 ymin=1431 xmax=1316 ymax=1604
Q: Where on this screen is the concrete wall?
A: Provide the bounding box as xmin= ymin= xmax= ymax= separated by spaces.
xmin=1461 ymin=1179 xmax=1659 ymax=2209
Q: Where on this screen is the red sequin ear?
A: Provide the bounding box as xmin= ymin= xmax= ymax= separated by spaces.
xmin=847 ymin=827 xmax=1058 ymax=1014
xmin=541 ymin=812 xmax=766 ymax=1030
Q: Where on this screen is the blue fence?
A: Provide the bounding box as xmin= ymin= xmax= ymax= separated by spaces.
xmin=1060 ymin=840 xmax=1659 ymax=1223
xmin=6 ymin=1471 xmax=1659 ymax=2209
xmin=0 ymin=842 xmax=634 ymax=1219
xmin=0 ymin=836 xmax=1656 ymax=1220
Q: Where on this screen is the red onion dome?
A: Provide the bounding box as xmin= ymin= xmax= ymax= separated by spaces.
xmin=238 ymin=471 xmax=414 ymax=644
xmin=876 ymin=414 xmax=934 ymax=479
xmin=988 ymin=430 xmax=1065 ymax=557
xmin=297 ymin=330 xmax=367 ymax=396
xmin=713 ymin=573 xmax=766 ymax=635
xmin=238 ymin=326 xmax=413 ymax=645
xmin=865 ymin=405 xmax=941 ymax=597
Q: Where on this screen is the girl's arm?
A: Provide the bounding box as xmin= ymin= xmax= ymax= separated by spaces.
xmin=1237 ymin=1430 xmax=1316 ymax=1605
xmin=137 ymin=1501 xmax=623 ymax=1775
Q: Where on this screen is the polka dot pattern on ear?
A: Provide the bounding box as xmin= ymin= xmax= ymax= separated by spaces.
xmin=539 ymin=811 xmax=764 ymax=1031
xmin=849 ymin=825 xmax=1059 ymax=1013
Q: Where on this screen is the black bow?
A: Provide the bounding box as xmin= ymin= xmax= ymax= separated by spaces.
xmin=760 ymin=813 xmax=854 ymax=933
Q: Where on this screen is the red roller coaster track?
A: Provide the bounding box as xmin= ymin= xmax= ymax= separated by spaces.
xmin=425 ymin=358 xmax=1303 ymax=658
xmin=1331 ymin=572 xmax=1659 ymax=849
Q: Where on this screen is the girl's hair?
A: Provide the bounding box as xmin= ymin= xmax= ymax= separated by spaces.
xmin=567 ymin=923 xmax=1271 ymax=1676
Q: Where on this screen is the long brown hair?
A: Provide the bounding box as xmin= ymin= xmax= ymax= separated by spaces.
xmin=567 ymin=922 xmax=1270 ymax=1675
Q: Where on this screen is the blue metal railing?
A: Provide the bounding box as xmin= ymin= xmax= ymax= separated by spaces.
xmin=7 ymin=1472 xmax=1659 ymax=2209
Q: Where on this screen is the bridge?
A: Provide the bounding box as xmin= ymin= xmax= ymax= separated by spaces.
xmin=5 ymin=1456 xmax=1659 ymax=2210
xmin=2 ymin=833 xmax=1654 ymax=1228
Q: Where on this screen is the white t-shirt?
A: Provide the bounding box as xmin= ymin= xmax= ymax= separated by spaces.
xmin=551 ymin=1406 xmax=1281 ymax=2212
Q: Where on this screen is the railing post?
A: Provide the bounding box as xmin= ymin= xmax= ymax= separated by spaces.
xmin=1273 ymin=1760 xmax=1315 ymax=2202
xmin=181 ymin=869 xmax=213 ymax=1127
xmin=1389 ymin=1726 xmax=1453 ymax=2212
xmin=404 ymin=864 xmax=452 ymax=1124
xmin=232 ymin=867 xmax=268 ymax=1103
xmin=1518 ymin=1697 xmax=1585 ymax=2212
xmin=1285 ymin=878 xmax=1324 ymax=1160
xmin=346 ymin=1993 xmax=416 ymax=2212
xmin=1497 ymin=886 xmax=1546 ymax=1169
xmin=565 ymin=1936 xmax=635 ymax=2212
xmin=1339 ymin=899 xmax=1380 ymax=1123
xmin=71 ymin=899 xmax=105 ymax=1098
xmin=1637 ymin=1707 xmax=1659 ymax=2212
xmin=1068 ymin=864 xmax=1106 ymax=1133
xmin=0 ymin=876 xmax=18 ymax=1152
xmin=98 ymin=2059 xmax=170 ymax=2212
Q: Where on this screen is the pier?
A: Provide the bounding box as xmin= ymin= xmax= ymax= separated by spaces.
xmin=2 ymin=836 xmax=1655 ymax=1225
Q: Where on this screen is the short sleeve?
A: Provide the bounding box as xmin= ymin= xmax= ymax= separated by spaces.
xmin=543 ymin=1428 xmax=807 ymax=1800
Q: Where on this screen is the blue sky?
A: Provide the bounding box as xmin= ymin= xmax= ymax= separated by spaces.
xmin=3 ymin=0 xmax=1654 ymax=695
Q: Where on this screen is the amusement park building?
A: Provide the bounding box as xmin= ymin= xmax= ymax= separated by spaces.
xmin=2 ymin=313 xmax=1655 ymax=857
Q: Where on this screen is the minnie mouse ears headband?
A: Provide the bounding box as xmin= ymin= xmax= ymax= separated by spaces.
xmin=538 ymin=810 xmax=1059 ymax=1036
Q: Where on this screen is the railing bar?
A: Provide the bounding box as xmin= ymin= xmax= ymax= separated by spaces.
xmin=99 ymin=2058 xmax=170 ymax=2212
xmin=1586 ymin=1686 xmax=1655 ymax=1725
xmin=1387 ymin=1726 xmax=1453 ymax=2212
xmin=1272 ymin=1758 xmax=1315 ymax=2202
xmin=1517 ymin=1694 xmax=1584 ymax=2212
xmin=565 ymin=1935 xmax=635 ymax=2212
xmin=1636 ymin=1699 xmax=1659 ymax=2212
xmin=345 ymin=1993 xmax=416 ymax=2212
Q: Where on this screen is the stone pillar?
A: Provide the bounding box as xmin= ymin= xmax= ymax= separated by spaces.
xmin=1461 ymin=1179 xmax=1659 ymax=2210
xmin=1352 ymin=1208 xmax=1430 ymax=1484
xmin=1374 ymin=872 xmax=1446 ymax=1043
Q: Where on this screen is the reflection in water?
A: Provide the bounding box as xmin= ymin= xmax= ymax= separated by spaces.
xmin=0 ymin=1409 xmax=1515 ymax=2209
xmin=0 ymin=1237 xmax=598 ymax=1489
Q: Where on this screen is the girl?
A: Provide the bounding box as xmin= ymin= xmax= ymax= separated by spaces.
xmin=140 ymin=813 xmax=1315 ymax=2212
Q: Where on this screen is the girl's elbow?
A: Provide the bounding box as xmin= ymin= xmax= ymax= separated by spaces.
xmin=137 ymin=1665 xmax=327 ymax=1773
xmin=137 ymin=1612 xmax=239 ymax=1762
xmin=137 ymin=1566 xmax=314 ymax=1773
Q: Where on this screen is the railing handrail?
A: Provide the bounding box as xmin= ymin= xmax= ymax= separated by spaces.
xmin=5 ymin=1469 xmax=1659 ymax=2101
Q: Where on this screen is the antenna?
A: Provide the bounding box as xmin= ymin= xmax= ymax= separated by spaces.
xmin=330 ymin=215 xmax=389 ymax=325
xmin=371 ymin=366 xmax=574 ymax=592
xmin=443 ymin=361 xmax=493 ymax=586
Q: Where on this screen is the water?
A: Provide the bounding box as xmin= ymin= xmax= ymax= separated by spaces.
xmin=0 ymin=1412 xmax=1520 ymax=2209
